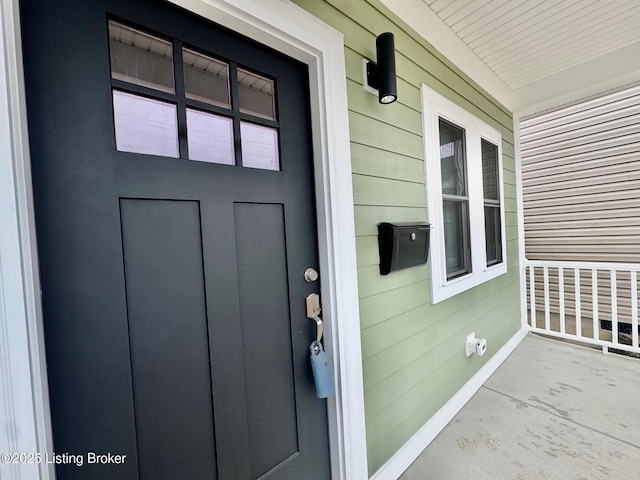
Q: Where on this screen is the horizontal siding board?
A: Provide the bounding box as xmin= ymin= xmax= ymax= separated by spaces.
xmin=525 ymin=201 xmax=640 ymax=217
xmin=527 ymin=243 xmax=640 ymax=254
xmin=361 ymin=302 xmax=438 ymax=361
xmin=350 ymin=143 xmax=425 ymax=183
xmin=522 ymin=159 xmax=640 ymax=185
xmin=522 ymin=170 xmax=640 ymax=195
xmin=521 ymin=110 xmax=640 ymax=151
xmin=526 ymin=252 xmax=640 ymax=262
xmin=506 ymin=225 xmax=518 ymax=242
xmin=525 ymin=218 xmax=639 ymax=233
xmin=355 ymin=235 xmax=379 ymax=267
xmin=521 ymin=152 xmax=640 ymax=181
xmin=521 ymin=84 xmax=640 ymax=130
xmin=359 ymin=280 xmax=430 ymax=330
xmin=505 ymin=197 xmax=517 ymax=214
xmin=523 ymin=179 xmax=640 ymax=202
xmin=349 ymin=111 xmax=424 ymax=158
xmin=522 ymin=130 xmax=640 ymax=159
xmin=526 ymin=226 xmax=640 ymax=238
xmin=521 ymin=138 xmax=640 ymax=167
xmin=522 ymin=143 xmax=640 ymax=174
xmin=357 ymin=264 xmax=429 ymax=299
xmin=504 ymin=183 xmax=516 ymax=200
xmin=503 ymin=168 xmax=516 ymax=186
xmin=352 ymin=174 xmax=427 ymax=207
xmin=522 ymin=123 xmax=640 ymax=158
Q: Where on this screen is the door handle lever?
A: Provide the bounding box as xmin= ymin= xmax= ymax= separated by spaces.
xmin=306 ymin=293 xmax=323 ymax=343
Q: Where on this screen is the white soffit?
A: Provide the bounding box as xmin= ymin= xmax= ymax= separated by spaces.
xmin=383 ymin=0 xmax=640 ymax=114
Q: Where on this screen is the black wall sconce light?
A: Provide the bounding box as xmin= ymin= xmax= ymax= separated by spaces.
xmin=363 ymin=32 xmax=398 ymax=104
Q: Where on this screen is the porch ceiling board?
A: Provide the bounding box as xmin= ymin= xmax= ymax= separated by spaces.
xmin=421 ymin=0 xmax=640 ymax=90
xmin=384 ymin=0 xmax=640 ymax=113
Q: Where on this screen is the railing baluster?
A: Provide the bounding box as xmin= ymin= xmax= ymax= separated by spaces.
xmin=558 ymin=267 xmax=565 ymax=335
xmin=632 ymin=270 xmax=638 ymax=348
xmin=544 ymin=266 xmax=550 ymax=331
xmin=574 ymin=268 xmax=581 ymax=337
xmin=592 ymin=269 xmax=599 ymax=342
xmin=529 ymin=265 xmax=536 ymax=329
xmin=611 ymin=270 xmax=618 ymax=346
xmin=522 ymin=260 xmax=640 ymax=355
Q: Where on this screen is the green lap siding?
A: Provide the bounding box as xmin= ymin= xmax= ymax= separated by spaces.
xmin=292 ymin=0 xmax=520 ymax=475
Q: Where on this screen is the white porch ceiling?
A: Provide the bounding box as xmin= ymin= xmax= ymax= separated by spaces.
xmin=424 ymin=0 xmax=640 ymax=90
xmin=383 ymin=0 xmax=640 ymax=114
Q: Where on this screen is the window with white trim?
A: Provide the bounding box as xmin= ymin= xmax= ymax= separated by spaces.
xmin=421 ymin=85 xmax=507 ymax=304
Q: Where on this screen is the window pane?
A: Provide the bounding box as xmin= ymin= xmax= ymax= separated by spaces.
xmin=443 ymin=200 xmax=471 ymax=279
xmin=240 ymin=122 xmax=279 ymax=171
xmin=183 ymin=48 xmax=230 ymax=108
xmin=109 ymin=21 xmax=174 ymax=93
xmin=439 ymin=119 xmax=467 ymax=196
xmin=113 ymin=91 xmax=178 ymax=157
xmin=482 ymin=139 xmax=499 ymax=201
xmin=186 ymin=109 xmax=234 ymax=165
xmin=484 ymin=205 xmax=502 ymax=266
xmin=238 ymin=69 xmax=275 ymax=120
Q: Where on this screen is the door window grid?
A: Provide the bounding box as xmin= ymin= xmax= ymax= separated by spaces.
xmin=108 ymin=19 xmax=280 ymax=170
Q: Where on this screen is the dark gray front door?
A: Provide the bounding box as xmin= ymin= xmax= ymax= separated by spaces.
xmin=20 ymin=0 xmax=330 ymax=478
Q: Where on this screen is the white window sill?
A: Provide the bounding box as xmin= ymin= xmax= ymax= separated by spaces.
xmin=430 ymin=262 xmax=507 ymax=304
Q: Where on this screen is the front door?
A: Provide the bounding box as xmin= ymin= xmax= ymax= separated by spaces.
xmin=20 ymin=0 xmax=330 ymax=478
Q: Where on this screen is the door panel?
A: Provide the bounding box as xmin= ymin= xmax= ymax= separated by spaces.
xmin=235 ymin=203 xmax=300 ymax=477
xmin=120 ymin=199 xmax=217 ymax=480
xmin=20 ymin=0 xmax=330 ymax=478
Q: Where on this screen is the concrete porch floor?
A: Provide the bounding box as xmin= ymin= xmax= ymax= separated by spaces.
xmin=400 ymin=333 xmax=639 ymax=480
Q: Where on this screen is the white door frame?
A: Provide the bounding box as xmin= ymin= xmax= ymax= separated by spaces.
xmin=0 ymin=0 xmax=368 ymax=478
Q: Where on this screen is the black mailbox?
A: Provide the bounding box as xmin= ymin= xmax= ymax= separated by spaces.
xmin=378 ymin=222 xmax=431 ymax=275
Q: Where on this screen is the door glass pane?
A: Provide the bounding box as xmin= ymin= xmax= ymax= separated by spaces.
xmin=238 ymin=69 xmax=275 ymax=120
xmin=109 ymin=21 xmax=174 ymax=93
xmin=187 ymin=109 xmax=234 ymax=165
xmin=113 ymin=91 xmax=179 ymax=157
xmin=439 ymin=119 xmax=467 ymax=196
xmin=443 ymin=199 xmax=471 ymax=279
xmin=481 ymin=139 xmax=499 ymax=201
xmin=240 ymin=122 xmax=279 ymax=171
xmin=183 ymin=48 xmax=230 ymax=108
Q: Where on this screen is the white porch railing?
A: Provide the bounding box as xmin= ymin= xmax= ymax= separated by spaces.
xmin=524 ymin=259 xmax=640 ymax=355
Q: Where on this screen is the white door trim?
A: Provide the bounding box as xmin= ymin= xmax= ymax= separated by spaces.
xmin=0 ymin=0 xmax=367 ymax=478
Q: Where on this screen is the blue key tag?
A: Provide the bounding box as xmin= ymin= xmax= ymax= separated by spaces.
xmin=309 ymin=341 xmax=335 ymax=398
